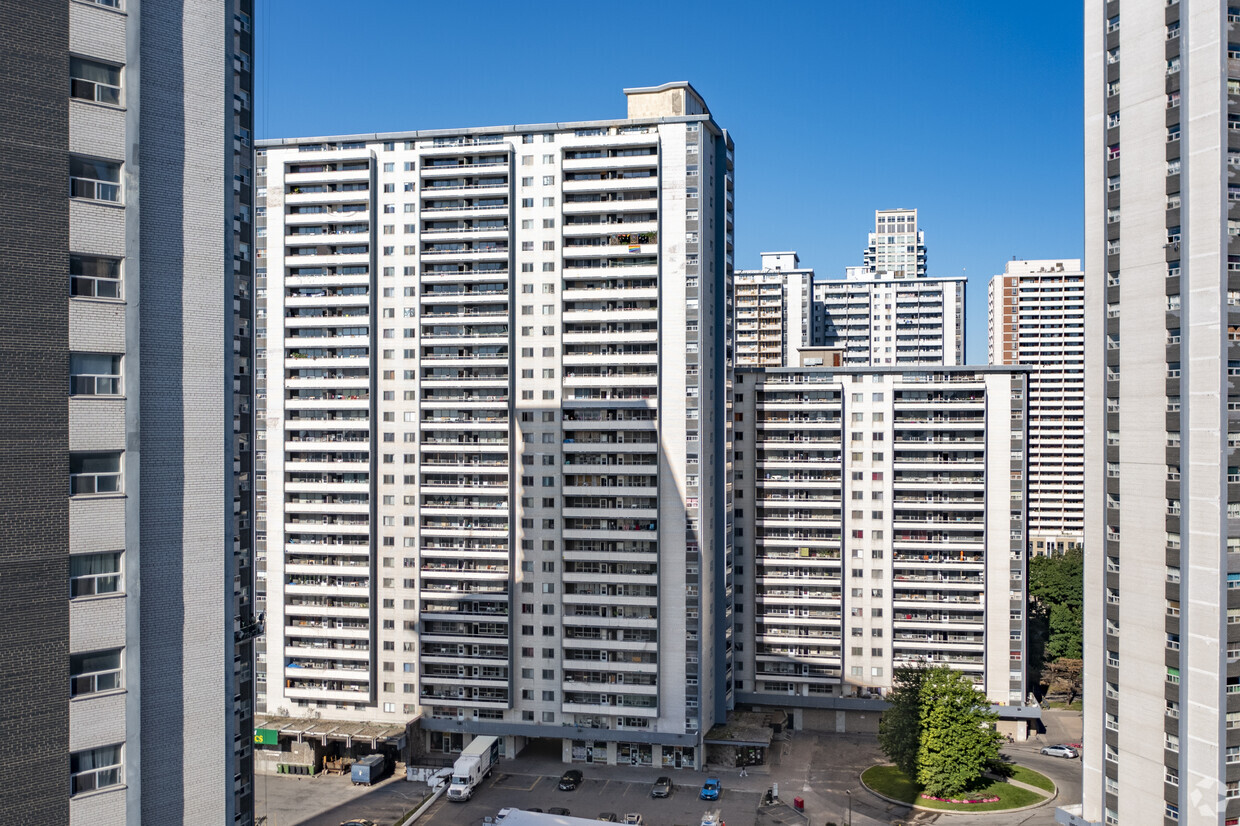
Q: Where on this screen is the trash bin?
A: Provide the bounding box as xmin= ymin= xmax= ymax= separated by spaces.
xmin=793 ymin=796 xmax=804 ymax=811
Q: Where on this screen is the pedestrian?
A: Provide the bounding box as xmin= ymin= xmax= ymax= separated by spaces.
xmin=740 ymin=765 xmax=747 ymax=777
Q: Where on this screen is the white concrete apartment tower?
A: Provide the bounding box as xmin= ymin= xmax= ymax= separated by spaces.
xmin=1076 ymin=2 xmax=1239 ymax=824
xmin=257 ymin=82 xmax=734 ymax=769
xmin=733 ymin=252 xmax=816 ymax=368
xmin=988 ymin=259 xmax=1085 ymax=555
xmin=815 ymin=210 xmax=966 ymax=367
xmin=732 ymin=367 xmax=1029 ymax=725
xmin=0 ymin=1 xmax=257 ymax=823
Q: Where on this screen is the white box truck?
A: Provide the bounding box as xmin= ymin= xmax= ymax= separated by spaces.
xmin=446 ymin=735 xmax=499 ymax=801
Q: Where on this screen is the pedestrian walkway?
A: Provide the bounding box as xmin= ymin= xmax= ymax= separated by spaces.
xmin=983 ymin=771 xmax=1055 ymax=798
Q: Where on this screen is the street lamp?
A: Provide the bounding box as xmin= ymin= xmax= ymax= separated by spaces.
xmin=845 ymin=789 xmax=852 ymax=826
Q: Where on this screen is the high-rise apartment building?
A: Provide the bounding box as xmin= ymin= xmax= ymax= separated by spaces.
xmin=256 ymin=82 xmax=734 ymax=768
xmin=988 ymin=259 xmax=1085 ymax=556
xmin=0 ymin=0 xmax=255 ymax=823
xmin=813 ymin=211 xmax=964 ymax=366
xmin=861 ymin=208 xmax=927 ymax=279
xmin=733 ymin=252 xmax=815 ymax=368
xmin=1072 ymin=3 xmax=1240 ymax=825
xmin=732 ymin=367 xmax=1029 ymax=721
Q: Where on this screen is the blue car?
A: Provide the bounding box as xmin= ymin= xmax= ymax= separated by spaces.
xmin=699 ymin=778 xmax=721 ymax=800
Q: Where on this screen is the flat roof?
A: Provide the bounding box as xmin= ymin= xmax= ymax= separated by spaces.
xmin=257 ymin=115 xmax=728 ymax=149
xmin=737 ymin=364 xmax=1031 ymax=376
xmin=255 ymin=715 xmax=410 ymax=747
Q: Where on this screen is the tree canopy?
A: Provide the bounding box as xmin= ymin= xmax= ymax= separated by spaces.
xmin=877 ymin=666 xmax=925 ymax=779
xmin=877 ymin=666 xmax=1003 ymax=798
xmin=1028 ymin=547 xmax=1084 ymax=674
xmin=916 ymin=668 xmax=1004 ymax=798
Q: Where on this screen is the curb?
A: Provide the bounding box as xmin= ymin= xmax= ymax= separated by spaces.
xmin=857 ymin=764 xmax=1057 ymax=816
xmin=394 ymin=783 xmax=445 ymax=826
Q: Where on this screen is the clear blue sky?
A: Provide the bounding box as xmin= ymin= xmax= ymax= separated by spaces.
xmin=256 ymin=0 xmax=1083 ymax=365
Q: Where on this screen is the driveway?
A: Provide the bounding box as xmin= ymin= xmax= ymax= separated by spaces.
xmin=254 ymin=718 xmax=1083 ymax=826
xmin=419 ymin=770 xmax=760 ymax=826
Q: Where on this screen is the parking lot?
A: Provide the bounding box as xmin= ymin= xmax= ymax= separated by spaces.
xmin=255 ymin=765 xmax=758 ymax=826
xmin=255 ymin=715 xmax=1084 ymax=826
xmin=418 ymin=770 xmax=760 ymax=826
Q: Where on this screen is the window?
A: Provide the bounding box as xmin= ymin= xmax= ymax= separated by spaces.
xmin=70 ymin=452 xmax=121 ymax=495
xmin=71 ymin=156 xmax=121 ymax=202
xmin=71 ymin=552 xmax=121 ymax=597
xmin=70 ymin=57 xmax=121 ymax=105
xmin=71 ymin=649 xmax=122 ymax=697
xmin=71 ymin=744 xmax=122 ymax=795
xmin=71 ymin=353 xmax=122 ymax=396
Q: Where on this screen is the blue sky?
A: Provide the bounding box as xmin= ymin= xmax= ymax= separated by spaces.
xmin=256 ymin=1 xmax=1083 ymax=364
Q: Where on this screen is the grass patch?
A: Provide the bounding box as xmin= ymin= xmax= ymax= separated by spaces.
xmin=1008 ymin=764 xmax=1055 ymax=793
xmin=861 ymin=765 xmax=1046 ymax=812
xmin=860 ymin=765 xmax=921 ymax=803
xmin=1043 ymin=700 xmax=1083 ymax=711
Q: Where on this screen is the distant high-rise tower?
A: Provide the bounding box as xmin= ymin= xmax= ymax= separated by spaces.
xmin=862 ymin=208 xmax=926 ymax=279
xmin=0 ymin=1 xmax=255 ymax=823
xmin=1073 ymin=3 xmax=1239 ymax=825
xmin=988 ymin=259 xmax=1085 ymax=556
xmin=815 ymin=210 xmax=965 ymax=366
xmin=733 ymin=252 xmax=816 ymax=368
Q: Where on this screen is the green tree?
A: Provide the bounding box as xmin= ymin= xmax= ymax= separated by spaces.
xmin=1045 ymin=602 xmax=1083 ymax=660
xmin=1028 ymin=547 xmax=1084 ymax=671
xmin=877 ymin=666 xmax=926 ymax=778
xmin=916 ymin=668 xmax=1003 ymax=798
xmin=1027 ymin=547 xmax=1083 ymax=607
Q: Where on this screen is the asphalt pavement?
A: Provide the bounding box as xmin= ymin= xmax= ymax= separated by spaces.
xmin=254 ymin=711 xmax=1084 ymax=826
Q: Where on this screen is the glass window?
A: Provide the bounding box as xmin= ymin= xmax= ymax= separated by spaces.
xmin=70 ymin=452 xmax=122 ymax=495
xmin=70 ymin=156 xmax=121 ymax=202
xmin=70 ymin=649 xmax=122 ymax=697
xmin=71 ymin=552 xmax=122 ymax=597
xmin=71 ymin=744 xmax=122 ymax=794
xmin=70 ymin=255 xmax=122 ymax=298
xmin=70 ymin=57 xmax=121 ymax=105
xmin=70 ymin=353 xmax=122 ymax=396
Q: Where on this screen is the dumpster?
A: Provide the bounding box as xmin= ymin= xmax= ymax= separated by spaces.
xmin=793 ymin=796 xmax=804 ymax=811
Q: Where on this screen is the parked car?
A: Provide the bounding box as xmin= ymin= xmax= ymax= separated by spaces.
xmin=651 ymin=776 xmax=672 ymax=798
xmin=1040 ymin=744 xmax=1079 ymax=759
xmin=597 ymin=814 xmax=619 ymax=823
xmin=340 ymin=821 xmax=375 ymax=826
xmin=558 ymin=769 xmax=583 ymax=790
xmin=548 ymin=808 xmax=571 ymax=816
xmin=623 ymin=815 xmax=644 ymax=825
xmin=700 ymin=777 xmax=722 ymax=800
